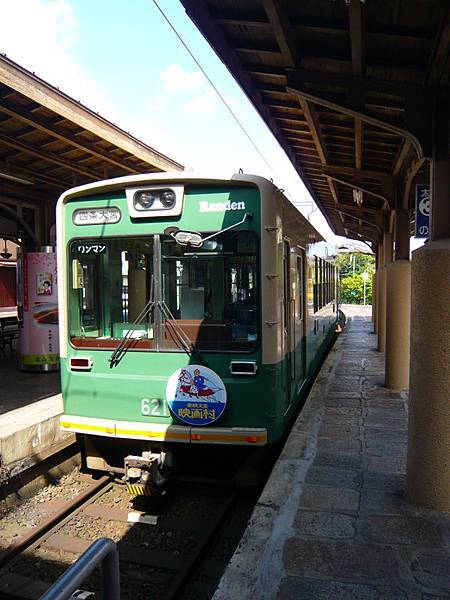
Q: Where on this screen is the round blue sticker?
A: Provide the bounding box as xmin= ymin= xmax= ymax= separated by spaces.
xmin=166 ymin=365 xmax=227 ymax=426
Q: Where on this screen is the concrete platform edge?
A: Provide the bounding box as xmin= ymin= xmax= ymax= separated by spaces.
xmin=0 ymin=393 xmax=73 ymax=468
xmin=213 ymin=332 xmax=345 ymax=600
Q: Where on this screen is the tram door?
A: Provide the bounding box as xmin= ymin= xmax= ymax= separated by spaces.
xmin=283 ymin=240 xmax=294 ymax=410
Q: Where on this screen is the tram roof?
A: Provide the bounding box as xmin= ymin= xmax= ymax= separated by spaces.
xmin=0 ymin=54 xmax=183 ymax=224
xmin=179 ymin=0 xmax=449 ymax=244
xmin=56 ymin=171 xmax=324 ymax=244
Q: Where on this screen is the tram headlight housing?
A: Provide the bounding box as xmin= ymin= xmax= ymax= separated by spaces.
xmin=126 ymin=184 xmax=183 ymax=218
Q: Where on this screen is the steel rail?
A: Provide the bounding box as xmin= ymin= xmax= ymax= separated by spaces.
xmin=164 ymin=488 xmax=237 ymax=600
xmin=0 ymin=475 xmax=112 ymax=568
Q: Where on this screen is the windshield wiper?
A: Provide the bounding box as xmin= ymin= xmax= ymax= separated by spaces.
xmin=109 ymin=278 xmax=154 ymax=368
xmin=168 ymin=212 xmax=252 ymax=248
xmin=158 ymin=300 xmax=207 ymax=366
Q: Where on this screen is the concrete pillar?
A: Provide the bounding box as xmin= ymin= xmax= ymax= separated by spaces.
xmin=407 ymin=93 xmax=450 ymax=511
xmin=377 ymin=267 xmax=387 ymax=351
xmin=406 ymin=239 xmax=450 ymax=510
xmin=377 ymin=232 xmax=392 ymax=353
xmin=375 ymin=244 xmax=383 ymax=335
xmin=371 ymin=247 xmax=377 ymax=330
xmin=394 ymin=209 xmax=410 ymax=261
xmin=372 ymin=272 xmax=376 ymax=331
xmin=385 ymin=210 xmax=411 ymax=388
xmin=385 ymin=261 xmax=411 ymax=388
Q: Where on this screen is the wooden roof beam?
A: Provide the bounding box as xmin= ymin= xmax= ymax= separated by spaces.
xmin=324 ymin=165 xmax=394 ymax=183
xmin=287 ymin=69 xmax=432 ymax=157
xmin=299 ymin=100 xmax=328 ymax=165
xmin=347 ymin=0 xmax=366 ymax=77
xmin=355 ymin=118 xmax=363 ymax=170
xmin=262 ymin=0 xmax=299 ymax=67
xmin=243 ymin=63 xmax=287 ymax=78
xmin=211 ymin=9 xmax=269 ymax=28
xmin=425 ymin=4 xmax=450 ymax=86
xmin=0 ymin=56 xmax=182 ymax=172
xmin=0 ymin=130 xmax=101 ymax=180
xmin=0 ymin=97 xmax=139 ymax=174
xmin=181 ymin=0 xmax=319 ymax=206
xmin=0 ymin=160 xmax=66 ymax=189
xmin=342 ymin=225 xmax=379 ymax=243
xmin=213 ymin=11 xmax=434 ymax=42
xmin=326 ymin=173 xmax=390 ymax=209
xmin=335 ymin=203 xmax=383 ymax=215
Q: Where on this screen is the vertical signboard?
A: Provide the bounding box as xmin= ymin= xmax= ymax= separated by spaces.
xmin=415 ymin=184 xmax=430 ymax=238
xmin=20 ymin=248 xmax=59 ymax=371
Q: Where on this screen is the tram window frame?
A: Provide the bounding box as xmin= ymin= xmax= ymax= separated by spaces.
xmin=68 ymin=237 xmax=156 ymax=349
xmin=326 ymin=262 xmax=330 ymax=304
xmin=160 ymin=230 xmax=260 ymax=353
xmin=295 ymin=254 xmax=304 ymax=322
xmin=283 ymin=240 xmax=290 ymax=337
xmin=313 ymin=256 xmax=318 ymax=313
xmin=318 ymin=259 xmax=323 ymax=310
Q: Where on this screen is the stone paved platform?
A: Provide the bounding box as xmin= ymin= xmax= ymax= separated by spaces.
xmin=214 ymin=312 xmax=450 ymax=600
xmin=0 ymin=349 xmax=60 ymax=415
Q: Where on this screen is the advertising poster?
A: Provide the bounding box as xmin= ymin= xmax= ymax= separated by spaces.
xmin=166 ymin=365 xmax=227 ymax=426
xmin=20 ymin=250 xmax=59 ymax=371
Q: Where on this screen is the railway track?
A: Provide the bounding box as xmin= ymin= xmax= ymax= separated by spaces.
xmin=0 ymin=471 xmax=253 ymax=599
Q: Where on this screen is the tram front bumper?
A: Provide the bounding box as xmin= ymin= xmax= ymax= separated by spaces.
xmin=60 ymin=415 xmax=267 ymax=446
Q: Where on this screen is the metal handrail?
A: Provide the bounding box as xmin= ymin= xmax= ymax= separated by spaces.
xmin=40 ymin=538 xmax=120 ymax=600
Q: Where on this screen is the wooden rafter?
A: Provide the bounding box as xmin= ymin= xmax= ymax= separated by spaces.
xmin=347 ymin=0 xmax=366 ymax=77
xmin=323 ymin=165 xmax=394 ymax=182
xmin=262 ymin=0 xmax=298 ymax=67
xmin=392 ymin=139 xmax=412 ymax=176
xmin=355 ymin=118 xmax=363 ymax=170
xmin=425 ymin=4 xmax=450 ymax=85
xmin=0 ymin=130 xmax=101 ymax=179
xmin=0 ymin=160 xmax=65 ymax=189
xmin=0 ymin=98 xmax=139 ymax=174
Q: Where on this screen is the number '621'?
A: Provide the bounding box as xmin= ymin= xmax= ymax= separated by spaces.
xmin=141 ymin=398 xmax=167 ymax=416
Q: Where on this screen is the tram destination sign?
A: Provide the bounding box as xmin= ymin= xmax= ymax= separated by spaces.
xmin=415 ymin=185 xmax=430 ymax=239
xmin=73 ymin=207 xmax=121 ymax=226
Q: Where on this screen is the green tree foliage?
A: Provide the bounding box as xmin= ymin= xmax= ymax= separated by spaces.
xmin=341 ymin=273 xmax=372 ymax=304
xmin=336 ymin=253 xmax=375 ymax=305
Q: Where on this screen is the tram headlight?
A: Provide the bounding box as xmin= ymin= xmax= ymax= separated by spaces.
xmin=160 ymin=189 xmax=176 ymax=208
xmin=134 ymin=190 xmax=155 ymax=210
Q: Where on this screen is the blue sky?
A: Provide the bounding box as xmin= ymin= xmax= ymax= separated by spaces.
xmin=0 ymin=0 xmax=341 ymax=241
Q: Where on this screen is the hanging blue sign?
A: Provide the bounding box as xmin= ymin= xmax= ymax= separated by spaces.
xmin=166 ymin=365 xmax=227 ymax=426
xmin=415 ymin=184 xmax=430 ymax=238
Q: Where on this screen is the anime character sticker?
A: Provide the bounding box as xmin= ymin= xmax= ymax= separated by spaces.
xmin=166 ymin=365 xmax=227 ymax=426
xmin=37 ymin=273 xmax=53 ymax=296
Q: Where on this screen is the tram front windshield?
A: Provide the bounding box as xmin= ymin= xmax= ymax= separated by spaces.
xmin=69 ymin=231 xmax=258 ymax=352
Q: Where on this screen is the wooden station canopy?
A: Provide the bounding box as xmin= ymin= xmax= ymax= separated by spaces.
xmin=180 ymin=0 xmax=449 ymax=244
xmin=0 ymin=54 xmax=183 ymax=242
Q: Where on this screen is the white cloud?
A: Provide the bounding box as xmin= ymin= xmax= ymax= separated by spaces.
xmin=0 ymin=0 xmax=116 ymax=121
xmin=183 ymin=91 xmax=216 ymax=113
xmin=160 ymin=63 xmax=203 ymax=92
